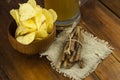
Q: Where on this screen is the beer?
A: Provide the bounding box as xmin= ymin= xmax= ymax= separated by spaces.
xmin=44 ymin=0 xmax=80 ymax=26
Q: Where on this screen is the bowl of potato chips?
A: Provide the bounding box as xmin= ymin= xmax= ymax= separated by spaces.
xmin=8 ymin=0 xmax=57 ymax=55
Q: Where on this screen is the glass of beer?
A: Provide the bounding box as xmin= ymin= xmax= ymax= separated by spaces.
xmin=44 ymin=0 xmax=80 ymax=26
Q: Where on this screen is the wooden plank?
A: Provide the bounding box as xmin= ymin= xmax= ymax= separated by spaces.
xmin=95 ymin=55 xmax=120 ymax=80
xmin=80 ymin=1 xmax=120 ymax=80
xmin=80 ymin=0 xmax=120 ymax=61
xmin=0 ymin=45 xmax=69 ymax=80
xmin=0 ymin=66 xmax=9 ymax=80
xmin=84 ymin=73 xmax=100 ymax=80
xmin=99 ymin=0 xmax=120 ymax=18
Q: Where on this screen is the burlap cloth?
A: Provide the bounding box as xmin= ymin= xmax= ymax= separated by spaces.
xmin=40 ymin=26 xmax=113 ymax=80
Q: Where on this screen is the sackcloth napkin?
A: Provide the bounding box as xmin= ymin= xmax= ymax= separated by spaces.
xmin=40 ymin=24 xmax=113 ymax=80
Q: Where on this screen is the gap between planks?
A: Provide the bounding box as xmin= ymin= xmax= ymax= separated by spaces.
xmin=98 ymin=0 xmax=120 ymax=18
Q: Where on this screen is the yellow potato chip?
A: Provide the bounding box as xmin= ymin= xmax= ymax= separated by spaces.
xmin=16 ymin=32 xmax=35 ymax=45
xmin=10 ymin=9 xmax=20 ymax=25
xmin=35 ymin=23 xmax=48 ymax=40
xmin=15 ymin=26 xmax=36 ymax=37
xmin=35 ymin=5 xmax=42 ymax=13
xmin=47 ymin=23 xmax=54 ymax=33
xmin=34 ymin=37 xmax=44 ymax=40
xmin=49 ymin=9 xmax=57 ymax=22
xmin=39 ymin=21 xmax=47 ymax=31
xmin=42 ymin=9 xmax=53 ymax=24
xmin=21 ymin=19 xmax=37 ymax=29
xmin=27 ymin=0 xmax=36 ymax=8
xmin=20 ymin=28 xmax=35 ymax=36
xmin=15 ymin=26 xmax=23 ymax=37
xmin=42 ymin=9 xmax=53 ymax=33
xmin=34 ymin=13 xmax=46 ymax=31
xmin=35 ymin=30 xmax=48 ymax=39
xmin=19 ymin=3 xmax=36 ymax=21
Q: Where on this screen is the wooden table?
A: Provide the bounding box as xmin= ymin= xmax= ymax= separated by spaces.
xmin=0 ymin=0 xmax=120 ymax=80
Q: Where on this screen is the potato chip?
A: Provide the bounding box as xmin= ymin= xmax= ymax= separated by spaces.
xmin=47 ymin=23 xmax=54 ymax=33
xmin=20 ymin=28 xmax=35 ymax=36
xmin=15 ymin=26 xmax=23 ymax=37
xmin=42 ymin=9 xmax=53 ymax=24
xmin=16 ymin=32 xmax=35 ymax=45
xmin=35 ymin=30 xmax=48 ymax=39
xmin=35 ymin=5 xmax=42 ymax=13
xmin=34 ymin=9 xmax=46 ymax=31
xmin=15 ymin=26 xmax=36 ymax=37
xmin=35 ymin=37 xmax=43 ymax=41
xmin=39 ymin=22 xmax=47 ymax=31
xmin=10 ymin=9 xmax=20 ymax=25
xmin=27 ymin=0 xmax=36 ymax=8
xmin=19 ymin=3 xmax=36 ymax=21
xmin=35 ymin=23 xmax=48 ymax=40
xmin=21 ymin=19 xmax=37 ymax=29
xmin=42 ymin=9 xmax=53 ymax=33
xmin=49 ymin=9 xmax=57 ymax=22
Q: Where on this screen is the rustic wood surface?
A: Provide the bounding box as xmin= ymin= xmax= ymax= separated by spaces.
xmin=99 ymin=0 xmax=120 ymax=18
xmin=0 ymin=0 xmax=120 ymax=80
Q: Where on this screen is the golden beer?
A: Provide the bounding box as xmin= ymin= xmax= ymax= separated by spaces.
xmin=44 ymin=0 xmax=80 ymax=26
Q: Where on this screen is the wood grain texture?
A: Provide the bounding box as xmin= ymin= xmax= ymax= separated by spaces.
xmin=84 ymin=73 xmax=100 ymax=80
xmin=80 ymin=1 xmax=120 ymax=80
xmin=0 ymin=66 xmax=9 ymax=80
xmin=96 ymin=55 xmax=120 ymax=80
xmin=80 ymin=1 xmax=120 ymax=61
xmin=0 ymin=0 xmax=120 ymax=80
xmin=99 ymin=0 xmax=120 ymax=18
